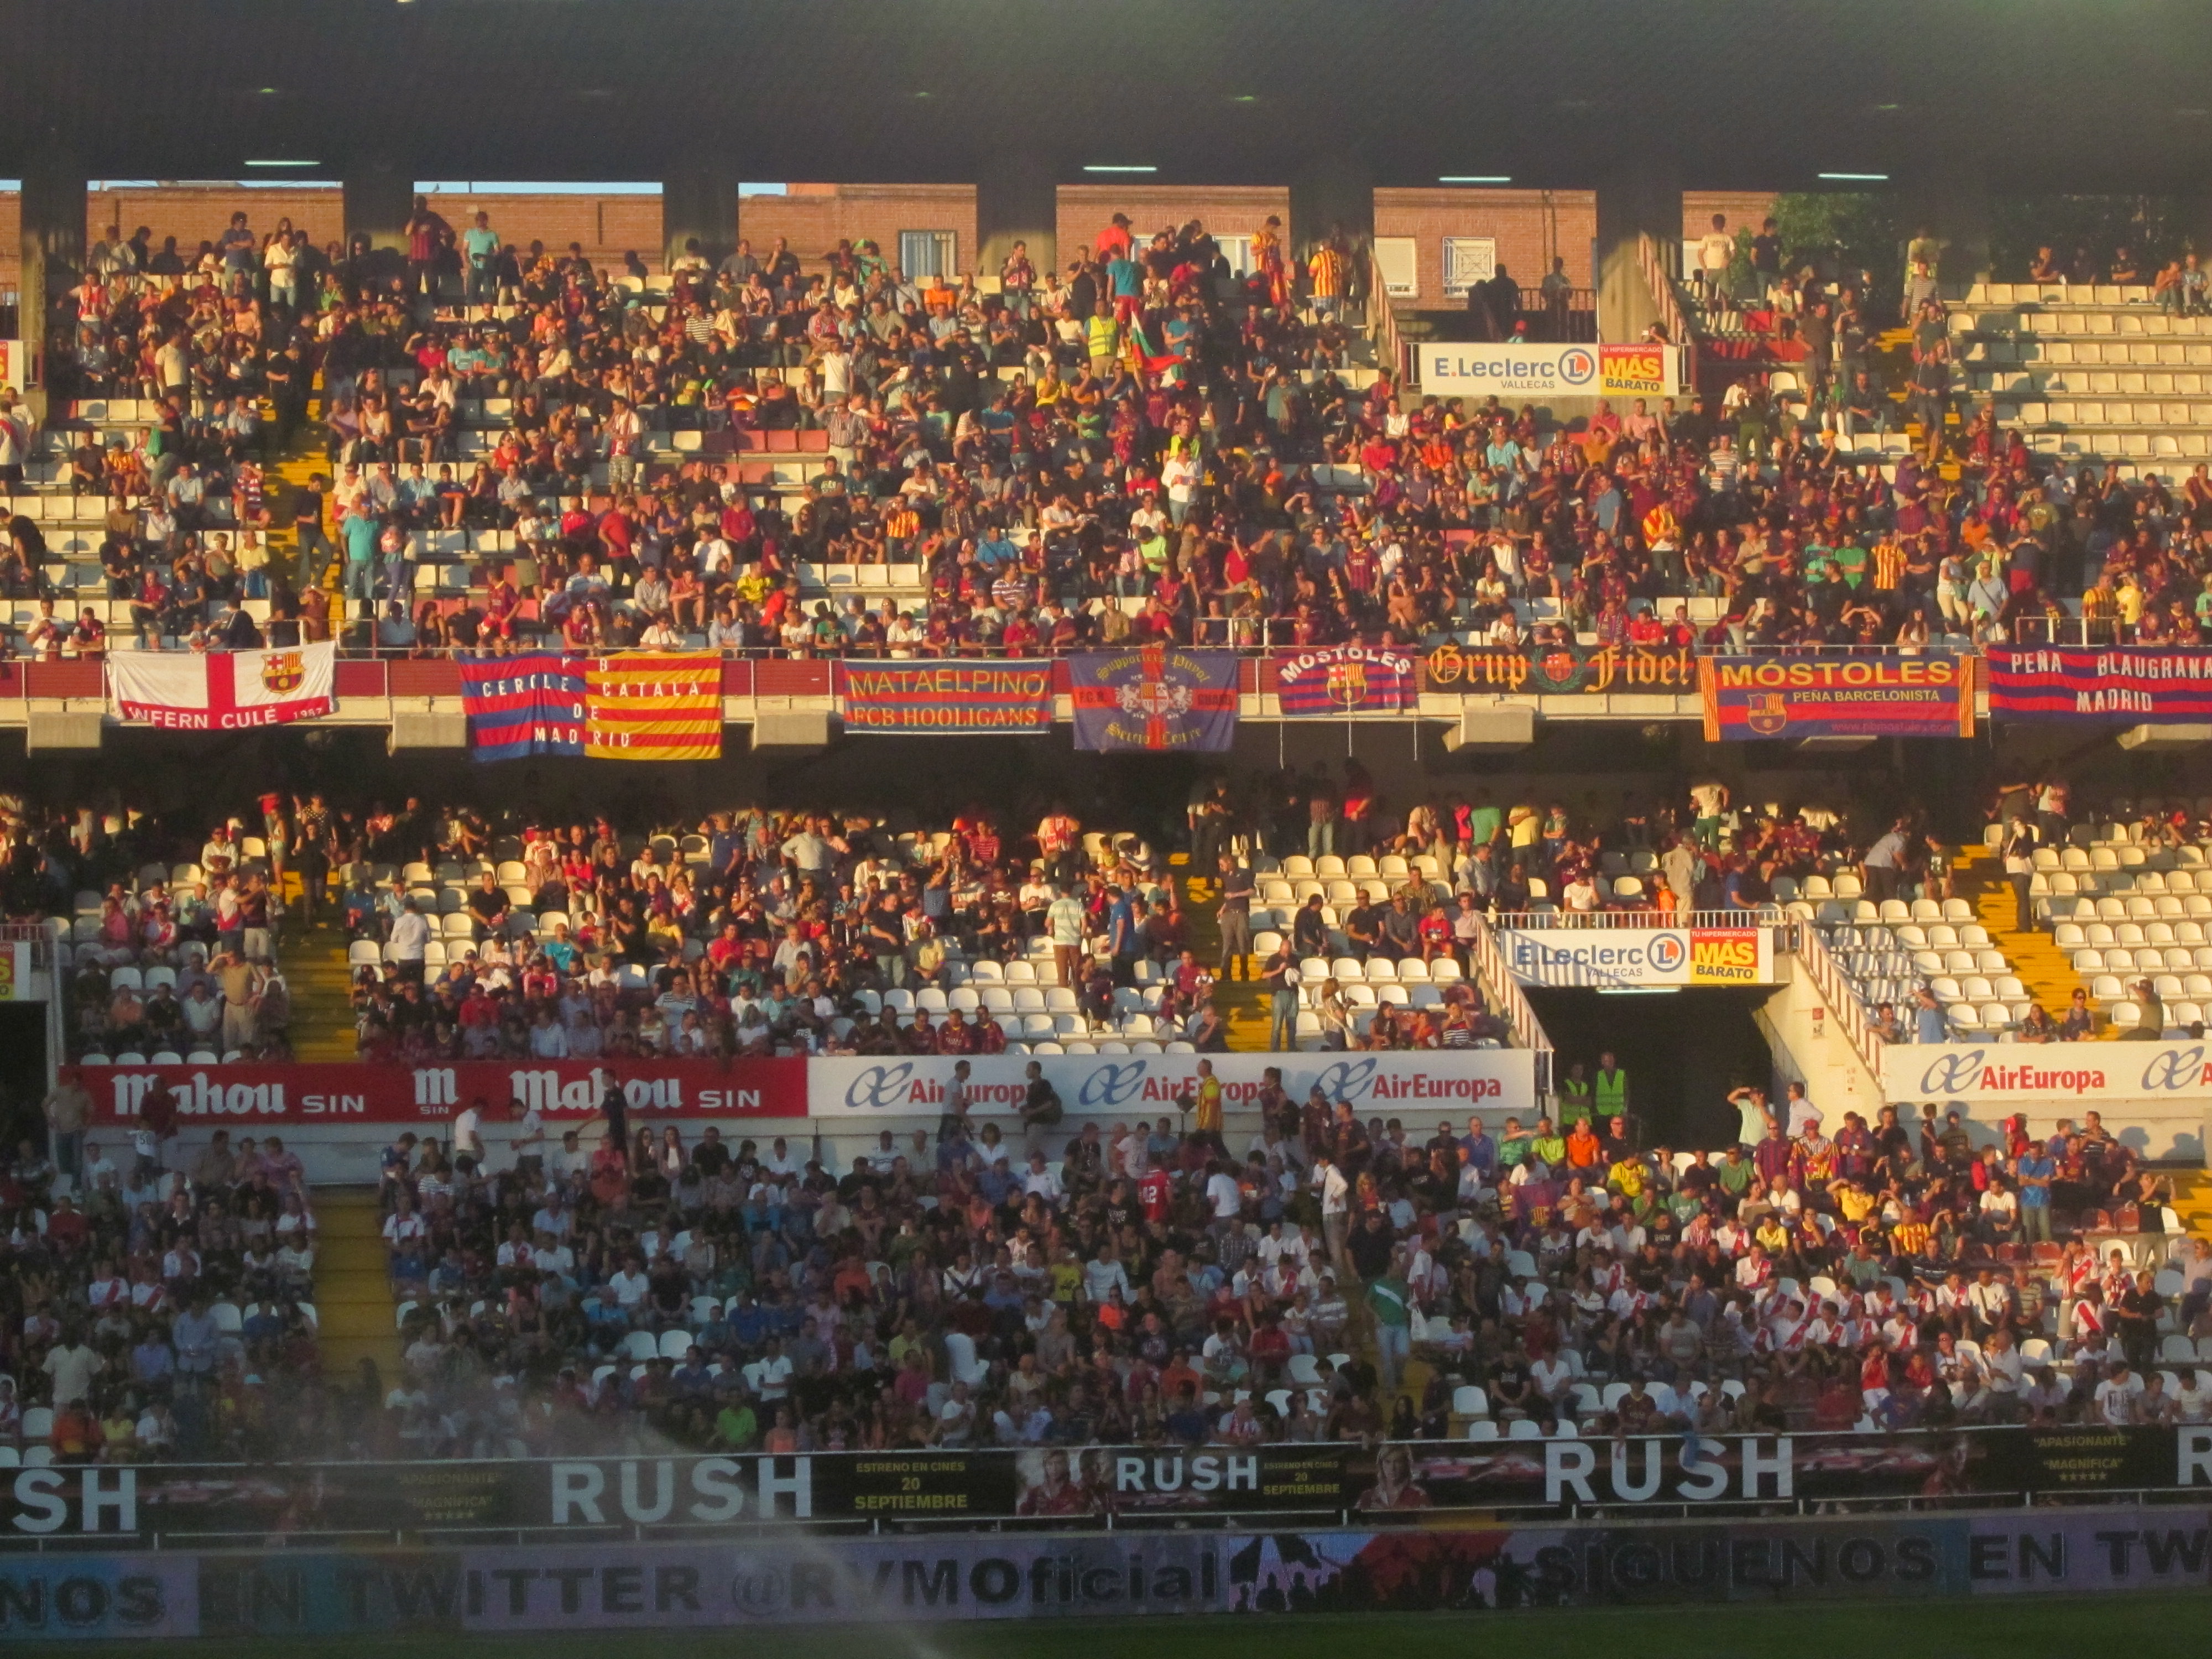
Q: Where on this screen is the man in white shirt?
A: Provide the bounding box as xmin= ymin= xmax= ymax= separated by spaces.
xmin=388 ymin=898 xmax=431 ymax=980
xmin=508 ymin=1098 xmax=545 ymax=1175
xmin=1020 ymin=1153 xmax=1064 ymax=1203
xmin=451 ymin=1099 xmax=484 ymax=1167
xmin=2095 ymin=1363 xmax=2146 ymax=1426
xmin=1314 ymin=1151 xmax=1350 ymax=1269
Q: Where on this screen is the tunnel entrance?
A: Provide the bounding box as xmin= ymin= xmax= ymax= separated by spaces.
xmin=1526 ymin=985 xmax=1776 ymax=1152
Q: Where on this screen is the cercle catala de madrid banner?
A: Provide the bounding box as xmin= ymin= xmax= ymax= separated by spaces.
xmin=61 ymin=1052 xmax=1535 ymax=1128
xmin=1881 ymin=1040 xmax=2212 ymax=1105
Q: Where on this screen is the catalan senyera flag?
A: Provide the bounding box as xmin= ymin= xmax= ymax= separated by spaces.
xmin=584 ymin=653 xmax=723 ymax=760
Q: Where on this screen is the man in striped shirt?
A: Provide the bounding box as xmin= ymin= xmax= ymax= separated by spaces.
xmin=1307 ymin=237 xmax=1350 ymax=316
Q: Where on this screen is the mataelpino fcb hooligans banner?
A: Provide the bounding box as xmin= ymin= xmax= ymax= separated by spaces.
xmin=1699 ymin=654 xmax=1977 ymax=740
xmin=1275 ymin=646 xmax=1418 ymax=716
xmin=1497 ymin=926 xmax=1777 ymax=988
xmin=107 ymin=643 xmax=335 ymax=729
xmin=840 ymin=660 xmax=1055 ymax=733
xmin=1986 ymin=647 xmax=2212 ymax=723
xmin=1418 ymin=343 xmax=1681 ymax=399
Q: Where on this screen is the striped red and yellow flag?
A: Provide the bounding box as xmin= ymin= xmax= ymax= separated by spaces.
xmin=584 ymin=653 xmax=723 ymax=761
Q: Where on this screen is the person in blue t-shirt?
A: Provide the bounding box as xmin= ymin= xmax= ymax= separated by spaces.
xmin=461 ymin=211 xmax=502 ymax=302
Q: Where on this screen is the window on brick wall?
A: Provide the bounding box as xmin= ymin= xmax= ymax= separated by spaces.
xmin=1442 ymin=238 xmax=1497 ymax=298
xmin=899 ymin=230 xmax=958 ymax=280
xmin=1373 ymin=237 xmax=1417 ymax=299
xmin=1214 ymin=234 xmax=1255 ymax=278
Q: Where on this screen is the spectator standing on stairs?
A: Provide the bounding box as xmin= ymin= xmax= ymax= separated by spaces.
xmin=1214 ymin=854 xmax=1255 ymax=982
xmin=2002 ymin=818 xmax=2039 ymax=933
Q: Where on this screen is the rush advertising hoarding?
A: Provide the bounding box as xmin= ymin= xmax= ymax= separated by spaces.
xmin=11 ymin=1430 xmax=2207 ymax=1545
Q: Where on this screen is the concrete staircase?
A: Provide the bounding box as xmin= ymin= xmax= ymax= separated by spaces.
xmin=312 ymin=1187 xmax=403 ymax=1384
xmin=1953 ymin=846 xmax=2097 ymax=1030
xmin=1176 ymin=853 xmax=1274 ymax=1051
xmin=284 ymin=919 xmax=361 ymax=1062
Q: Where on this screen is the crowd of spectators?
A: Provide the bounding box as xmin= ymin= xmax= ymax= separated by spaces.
xmin=4 ymin=1068 xmax=326 ymax=1463
xmin=362 ymin=1051 xmax=2202 ymax=1462
xmin=28 ymin=199 xmax=2212 ymax=664
xmin=341 ymin=793 xmax=1284 ymax=1062
xmin=0 ymin=799 xmax=295 ymax=1064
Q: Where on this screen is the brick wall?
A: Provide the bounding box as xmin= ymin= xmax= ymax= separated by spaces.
xmin=0 ymin=181 xmax=1776 ymax=295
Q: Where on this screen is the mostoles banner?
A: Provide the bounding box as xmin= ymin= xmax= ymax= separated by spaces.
xmin=1700 ymin=654 xmax=1977 ymax=740
xmin=108 ymin=643 xmax=335 ymax=730
xmin=810 ymin=1051 xmax=1532 ymax=1119
xmin=1275 ymin=646 xmax=1419 ymax=716
xmin=67 ymin=1058 xmax=807 ymax=1127
xmin=1986 ymin=647 xmax=2212 ymax=723
xmin=839 ymin=660 xmax=1055 ymax=733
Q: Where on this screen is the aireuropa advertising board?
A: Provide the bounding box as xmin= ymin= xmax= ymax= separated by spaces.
xmin=1419 ymin=343 xmax=1681 ymax=399
xmin=1498 ymin=927 xmax=1776 ymax=988
xmin=808 ymin=1052 xmax=1534 ymax=1118
xmin=1884 ymin=1042 xmax=2212 ymax=1105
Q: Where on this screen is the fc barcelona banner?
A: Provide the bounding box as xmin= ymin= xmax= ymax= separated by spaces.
xmin=457 ymin=651 xmax=586 ymax=761
xmin=1276 ymin=646 xmax=1418 ymax=716
xmin=584 ymin=653 xmax=722 ymax=760
xmin=841 ymin=660 xmax=1054 ymax=734
xmin=1986 ymin=646 xmax=2212 ymax=723
xmin=108 ymin=642 xmax=333 ymax=729
xmin=1699 ymin=654 xmax=1976 ymax=741
xmin=1070 ymin=646 xmax=1238 ymax=752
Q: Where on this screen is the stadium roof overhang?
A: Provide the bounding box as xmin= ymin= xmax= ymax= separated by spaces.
xmin=2 ymin=0 xmax=2209 ymax=195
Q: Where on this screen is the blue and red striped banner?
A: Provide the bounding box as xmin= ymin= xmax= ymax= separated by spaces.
xmin=1276 ymin=645 xmax=1419 ymax=716
xmin=840 ymin=660 xmax=1055 ymax=733
xmin=457 ymin=652 xmax=586 ymax=761
xmin=1987 ymin=647 xmax=2212 ymax=723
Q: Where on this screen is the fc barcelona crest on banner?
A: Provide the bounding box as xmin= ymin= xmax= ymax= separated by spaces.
xmin=259 ymin=651 xmax=306 ymax=696
xmin=1275 ymin=645 xmax=1418 ymax=716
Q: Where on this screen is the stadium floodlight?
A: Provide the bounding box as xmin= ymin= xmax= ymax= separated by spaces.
xmin=245 ymin=160 xmax=321 ymax=169
xmin=1082 ymin=165 xmax=1156 ymax=174
xmin=1818 ymin=171 xmax=1888 ymax=181
xmin=1438 ymin=175 xmax=1511 ymax=185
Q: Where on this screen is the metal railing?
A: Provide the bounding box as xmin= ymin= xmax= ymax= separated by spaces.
xmin=1488 ymin=906 xmax=1785 ymax=930
xmin=1637 ymin=230 xmax=1699 ymax=388
xmin=1461 ymin=911 xmax=1553 ymax=1093
xmin=1367 ymin=249 xmax=1406 ymax=394
xmin=1791 ymin=915 xmax=1887 ymax=1078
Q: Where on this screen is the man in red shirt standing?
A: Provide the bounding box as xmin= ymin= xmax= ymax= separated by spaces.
xmin=405 ymin=195 xmax=452 ymax=300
